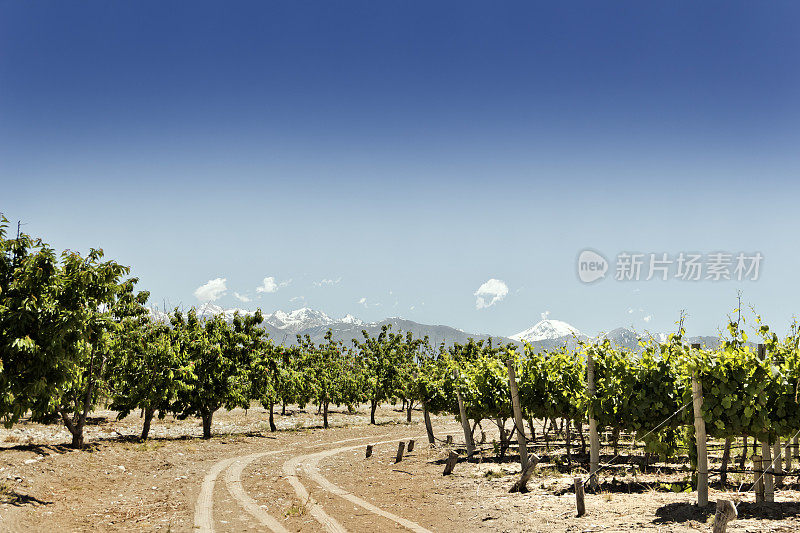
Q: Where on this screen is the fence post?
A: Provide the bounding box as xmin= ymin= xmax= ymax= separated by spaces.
xmin=754 ymin=454 xmax=764 ymax=503
xmin=453 ymin=370 xmax=475 ymax=457
xmin=691 ymin=369 xmax=708 ymax=507
xmin=506 ymin=359 xmax=529 ymax=471
xmin=366 ymin=444 xmax=373 ymax=458
xmin=587 ymin=352 xmax=600 ymax=490
xmin=773 ymin=440 xmax=783 ymax=487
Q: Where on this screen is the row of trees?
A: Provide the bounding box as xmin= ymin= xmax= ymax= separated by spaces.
xmin=4 ymin=216 xmax=800 ymax=457
xmin=0 ymin=216 xmax=446 ymax=445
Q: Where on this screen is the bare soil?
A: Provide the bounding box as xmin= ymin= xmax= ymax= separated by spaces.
xmin=2 ymin=406 xmax=799 ymax=532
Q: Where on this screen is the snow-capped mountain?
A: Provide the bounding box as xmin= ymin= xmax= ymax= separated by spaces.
xmin=511 ymin=319 xmax=582 ymax=342
xmin=598 ymin=327 xmax=643 ymax=348
xmin=195 ymin=302 xmax=253 ymax=321
xmin=262 ymin=308 xmax=335 ymax=334
xmin=148 ymin=304 xmax=723 ymax=351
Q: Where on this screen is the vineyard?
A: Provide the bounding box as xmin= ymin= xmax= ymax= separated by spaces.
xmin=4 ymin=217 xmax=800 ymax=531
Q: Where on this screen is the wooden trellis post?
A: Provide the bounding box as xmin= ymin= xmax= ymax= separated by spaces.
xmin=754 ymin=454 xmax=764 ymax=503
xmin=761 ymin=441 xmax=774 ymax=502
xmin=586 ymin=353 xmax=600 ymax=490
xmin=506 ymin=359 xmax=529 ymax=471
xmin=691 ymin=367 xmax=708 ymax=507
xmin=773 ymin=441 xmax=783 ymax=487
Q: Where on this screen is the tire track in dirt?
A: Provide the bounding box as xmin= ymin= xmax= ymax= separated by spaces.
xmin=195 ymin=433 xmax=392 ymax=532
xmin=283 ymin=435 xmax=434 ymax=533
xmin=224 ymin=451 xmax=290 ymax=533
xmin=195 ymin=455 xmax=244 ymax=533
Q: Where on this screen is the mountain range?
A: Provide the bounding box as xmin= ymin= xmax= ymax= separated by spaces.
xmin=150 ymin=304 xmax=722 ymax=352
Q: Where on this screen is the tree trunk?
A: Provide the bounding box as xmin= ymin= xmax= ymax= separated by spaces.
xmin=269 ymin=403 xmax=277 ymax=432
xmin=720 ymin=437 xmax=732 ymax=485
xmin=141 ymin=407 xmax=155 ymax=440
xmin=406 ymin=400 xmax=412 ymax=423
xmin=202 ymin=412 xmax=213 ymax=439
xmin=59 ymin=408 xmax=85 ymax=449
xmin=566 ymin=416 xmax=572 ymax=469
xmin=577 ymin=419 xmax=586 ymax=456
xmin=423 ymin=402 xmax=435 ymax=445
xmin=323 ymin=402 xmax=329 ymax=429
xmin=612 ymin=426 xmax=620 ymax=456
xmin=739 ymin=436 xmax=747 ymax=469
xmin=71 ymin=428 xmax=84 ymax=448
xmin=317 ymin=403 xmax=322 ymax=415
xmin=370 ymin=399 xmax=378 ymax=425
xmin=496 ymin=417 xmax=508 ymax=458
xmin=281 ymin=401 xmax=286 ymax=416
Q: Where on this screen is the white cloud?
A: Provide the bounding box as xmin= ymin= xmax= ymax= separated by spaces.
xmin=256 ymin=276 xmax=291 ymax=294
xmin=194 ymin=278 xmax=227 ymax=303
xmin=541 ymin=310 xmax=551 ymax=320
xmin=358 ymin=297 xmax=367 ymax=308
xmin=474 ymin=278 xmax=509 ymax=309
xmin=643 ymin=315 xmax=653 ymax=323
xmin=290 ymin=295 xmax=305 ymax=303
xmin=314 ymin=277 xmax=341 ymax=287
xmin=627 ymin=308 xmax=634 ymax=314
xmin=234 ymin=292 xmax=251 ymax=303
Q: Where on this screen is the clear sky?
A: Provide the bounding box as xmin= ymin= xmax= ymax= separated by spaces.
xmin=2 ymin=1 xmax=799 ymax=338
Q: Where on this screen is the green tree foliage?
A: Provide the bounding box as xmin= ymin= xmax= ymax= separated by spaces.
xmin=172 ymin=310 xmax=262 ymax=438
xmin=107 ymin=312 xmax=191 ymax=440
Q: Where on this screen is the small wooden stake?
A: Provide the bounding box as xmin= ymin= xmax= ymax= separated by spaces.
xmin=395 ymin=441 xmax=406 ymax=463
xmin=509 ymin=454 xmax=540 ymax=493
xmin=712 ymin=499 xmax=737 ymax=533
xmin=445 ymin=435 xmax=453 ymax=446
xmin=366 ymin=444 xmax=373 ymax=458
xmin=574 ymin=477 xmax=586 ymax=517
xmin=443 ymin=451 xmax=458 ymax=475
xmin=753 ymin=454 xmax=764 ymax=503
xmin=407 ymin=439 xmax=415 ymax=453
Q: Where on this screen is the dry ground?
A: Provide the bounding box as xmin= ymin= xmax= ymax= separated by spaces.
xmin=1 ymin=406 xmax=799 ymax=532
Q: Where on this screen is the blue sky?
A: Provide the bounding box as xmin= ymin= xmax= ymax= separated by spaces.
xmin=2 ymin=1 xmax=799 ymax=338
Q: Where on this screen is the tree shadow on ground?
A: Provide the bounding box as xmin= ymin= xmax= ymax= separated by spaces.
xmin=0 ymin=442 xmax=100 ymax=454
xmin=654 ymin=501 xmax=800 ymax=524
xmin=0 ymin=489 xmax=52 ymax=507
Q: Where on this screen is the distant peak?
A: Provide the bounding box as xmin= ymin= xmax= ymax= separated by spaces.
xmin=511 ymin=318 xmax=582 ymax=342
